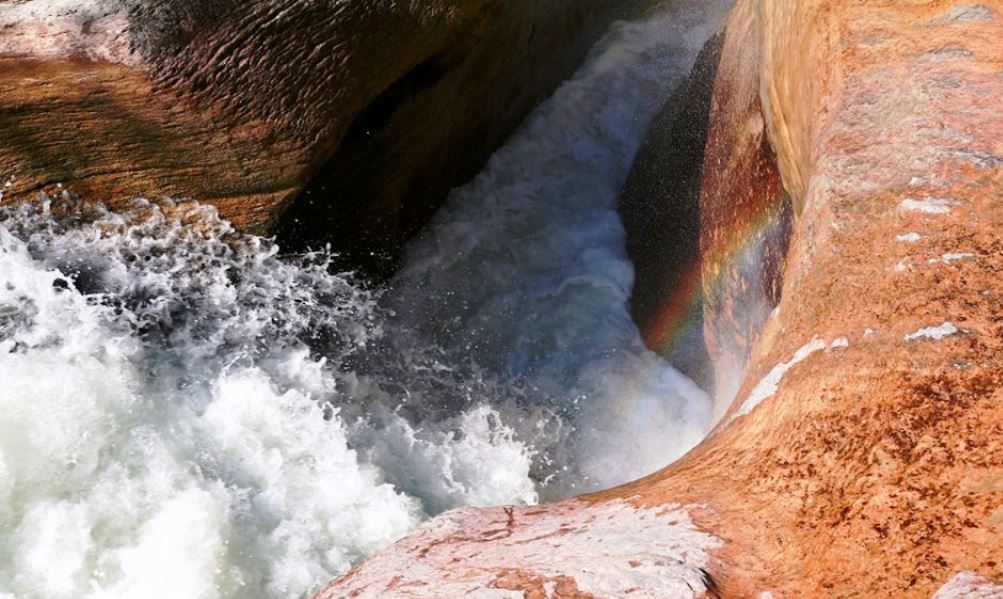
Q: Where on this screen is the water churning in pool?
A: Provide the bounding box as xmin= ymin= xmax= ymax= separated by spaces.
xmin=0 ymin=2 xmax=727 ymax=597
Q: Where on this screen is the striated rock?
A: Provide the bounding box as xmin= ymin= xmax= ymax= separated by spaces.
xmin=317 ymin=0 xmax=1003 ymax=596
xmin=0 ymin=0 xmax=638 ymax=274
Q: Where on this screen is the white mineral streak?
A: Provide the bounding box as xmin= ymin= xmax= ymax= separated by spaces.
xmin=932 ymin=572 xmax=1003 ymax=599
xmin=929 ymin=252 xmax=976 ymax=264
xmin=905 ymin=322 xmax=960 ymax=341
xmin=318 ymin=500 xmax=721 ymax=599
xmin=732 ymin=337 xmax=828 ymax=420
xmin=899 ymin=197 xmax=960 ymax=215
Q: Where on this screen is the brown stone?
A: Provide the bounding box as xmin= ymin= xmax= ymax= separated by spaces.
xmin=0 ymin=56 xmax=306 ymax=233
xmin=315 ymin=0 xmax=1003 ymax=596
xmin=0 ymin=0 xmax=640 ymax=273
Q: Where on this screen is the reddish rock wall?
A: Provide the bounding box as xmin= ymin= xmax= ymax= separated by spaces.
xmin=697 ymin=0 xmax=791 ymax=419
xmin=620 ymin=1 xmax=792 ymax=416
xmin=316 ymin=1 xmax=1003 ymax=596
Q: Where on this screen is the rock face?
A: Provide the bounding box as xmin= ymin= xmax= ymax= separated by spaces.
xmin=317 ymin=0 xmax=1003 ymax=596
xmin=621 ymin=0 xmax=792 ymax=418
xmin=0 ymin=0 xmax=637 ymax=274
xmin=693 ymin=0 xmax=791 ymax=420
xmin=618 ymin=30 xmax=724 ymax=392
xmin=320 ymin=500 xmax=722 ymax=599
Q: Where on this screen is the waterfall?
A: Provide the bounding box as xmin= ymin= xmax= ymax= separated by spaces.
xmin=386 ymin=1 xmax=728 ymax=498
xmin=0 ymin=1 xmax=728 ymax=597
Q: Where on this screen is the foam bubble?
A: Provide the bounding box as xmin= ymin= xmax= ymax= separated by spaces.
xmin=0 ymin=202 xmax=531 ymax=598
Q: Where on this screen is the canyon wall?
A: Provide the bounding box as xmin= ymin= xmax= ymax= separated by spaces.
xmin=319 ymin=0 xmax=1003 ymax=596
xmin=622 ymin=0 xmax=792 ymax=417
xmin=0 ymin=0 xmax=636 ymax=274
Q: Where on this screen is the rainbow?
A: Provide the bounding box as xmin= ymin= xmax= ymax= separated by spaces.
xmin=640 ymin=198 xmax=791 ymax=358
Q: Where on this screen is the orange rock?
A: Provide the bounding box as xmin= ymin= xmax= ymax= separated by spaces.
xmin=316 ymin=1 xmax=1003 ymax=596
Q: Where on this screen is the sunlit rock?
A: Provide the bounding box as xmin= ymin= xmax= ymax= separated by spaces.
xmin=0 ymin=0 xmax=636 ymax=275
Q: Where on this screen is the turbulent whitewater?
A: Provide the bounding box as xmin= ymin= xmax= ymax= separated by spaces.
xmin=0 ymin=3 xmax=726 ymax=598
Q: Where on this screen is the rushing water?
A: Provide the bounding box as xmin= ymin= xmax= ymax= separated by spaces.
xmin=0 ymin=2 xmax=727 ymax=598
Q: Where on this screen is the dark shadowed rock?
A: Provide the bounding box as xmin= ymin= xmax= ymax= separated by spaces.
xmin=619 ymin=30 xmax=724 ymax=391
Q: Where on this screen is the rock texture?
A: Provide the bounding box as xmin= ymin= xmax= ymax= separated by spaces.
xmin=0 ymin=0 xmax=637 ymax=274
xmin=318 ymin=0 xmax=1003 ymax=596
xmin=620 ymin=1 xmax=794 ymax=419
xmin=619 ymin=30 xmax=724 ymax=391
xmin=694 ymin=0 xmax=791 ymax=420
xmin=320 ymin=500 xmax=722 ymax=599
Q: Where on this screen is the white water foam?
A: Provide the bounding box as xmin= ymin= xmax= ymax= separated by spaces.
xmin=0 ymin=1 xmax=727 ymax=597
xmin=0 ymin=200 xmax=538 ymax=599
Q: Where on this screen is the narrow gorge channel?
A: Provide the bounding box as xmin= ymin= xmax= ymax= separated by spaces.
xmin=0 ymin=2 xmax=730 ymax=598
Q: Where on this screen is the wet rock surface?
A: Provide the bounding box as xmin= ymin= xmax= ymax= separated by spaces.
xmin=0 ymin=0 xmax=635 ymax=273
xmin=618 ymin=30 xmax=724 ymax=392
xmin=318 ymin=500 xmax=721 ymax=599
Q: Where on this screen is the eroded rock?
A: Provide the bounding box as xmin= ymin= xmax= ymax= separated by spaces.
xmin=0 ymin=0 xmax=637 ymax=274
xmin=621 ymin=2 xmax=793 ymax=417
xmin=694 ymin=0 xmax=791 ymax=419
xmin=618 ymin=30 xmax=724 ymax=391
xmin=319 ymin=500 xmax=721 ymax=599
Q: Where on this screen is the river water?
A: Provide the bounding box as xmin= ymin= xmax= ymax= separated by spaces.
xmin=0 ymin=2 xmax=727 ymax=597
